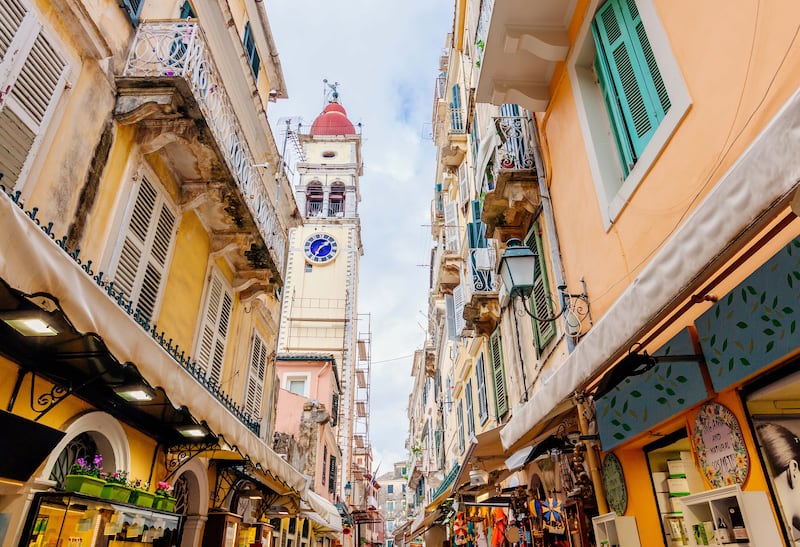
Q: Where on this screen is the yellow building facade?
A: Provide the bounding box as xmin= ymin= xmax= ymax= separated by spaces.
xmin=0 ymin=2 xmax=341 ymax=547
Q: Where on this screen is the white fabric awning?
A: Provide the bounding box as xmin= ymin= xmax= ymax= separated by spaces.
xmin=500 ymin=82 xmax=800 ymax=451
xmin=302 ymin=489 xmax=343 ymax=534
xmin=0 ymin=192 xmax=307 ymax=496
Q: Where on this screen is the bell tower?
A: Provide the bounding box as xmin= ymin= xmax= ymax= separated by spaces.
xmin=277 ymin=83 xmax=367 ymax=505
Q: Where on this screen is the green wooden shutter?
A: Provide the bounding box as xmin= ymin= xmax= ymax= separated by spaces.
xmin=121 ymin=0 xmax=144 ymax=26
xmin=465 ymin=379 xmax=475 ymax=436
xmin=525 ymin=222 xmax=556 ymax=353
xmin=489 ymin=328 xmax=508 ymax=418
xmin=592 ymin=0 xmax=669 ymax=165
xmin=243 ymin=22 xmax=260 ymax=81
xmin=457 ymin=400 xmax=465 ymax=453
xmin=476 ymin=353 xmax=489 ymax=424
xmin=180 ymin=1 xmax=195 ymax=18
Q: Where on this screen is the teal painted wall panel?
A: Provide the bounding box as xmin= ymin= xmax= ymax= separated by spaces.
xmin=695 ymin=238 xmax=800 ymax=392
xmin=596 ymin=329 xmax=707 ymax=450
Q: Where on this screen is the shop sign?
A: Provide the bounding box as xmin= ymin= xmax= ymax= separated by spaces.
xmin=692 ymin=402 xmax=749 ymax=487
xmin=601 ymin=452 xmax=627 ymax=515
xmin=695 ymin=237 xmax=800 ymax=393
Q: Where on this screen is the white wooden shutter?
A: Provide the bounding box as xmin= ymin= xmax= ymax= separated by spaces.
xmin=196 ymin=269 xmax=232 ymax=384
xmin=245 ymin=332 xmax=267 ymax=417
xmin=444 ymin=200 xmax=460 ymax=253
xmin=458 ymin=162 xmax=469 ymax=205
xmin=0 ymin=0 xmax=68 ymax=188
xmin=114 ymin=176 xmax=176 ymax=321
xmin=453 ymin=283 xmax=466 ymax=337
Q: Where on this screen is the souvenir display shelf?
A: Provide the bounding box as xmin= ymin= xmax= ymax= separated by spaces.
xmin=676 ymin=485 xmax=781 ymax=546
xmin=591 ymin=512 xmax=641 ymax=547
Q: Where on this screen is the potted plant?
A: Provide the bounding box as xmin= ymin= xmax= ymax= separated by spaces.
xmin=101 ymin=470 xmax=133 ymax=503
xmin=64 ymin=455 xmax=106 ymax=496
xmin=128 ymin=478 xmax=155 ymax=508
xmin=153 ymin=481 xmax=176 ymax=512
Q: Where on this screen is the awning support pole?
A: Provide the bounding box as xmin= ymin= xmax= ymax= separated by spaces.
xmin=574 ymin=392 xmax=608 ymax=514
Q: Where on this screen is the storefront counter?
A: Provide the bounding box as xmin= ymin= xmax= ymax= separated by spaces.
xmin=20 ymin=492 xmax=182 ymax=547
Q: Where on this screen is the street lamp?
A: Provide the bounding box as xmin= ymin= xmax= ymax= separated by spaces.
xmin=497 ymin=238 xmax=591 ymax=329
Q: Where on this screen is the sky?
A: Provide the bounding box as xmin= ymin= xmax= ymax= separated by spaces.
xmin=265 ymin=1 xmax=454 ymax=472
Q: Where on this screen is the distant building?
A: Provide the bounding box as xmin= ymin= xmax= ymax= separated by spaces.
xmin=376 ymin=463 xmax=409 ymax=547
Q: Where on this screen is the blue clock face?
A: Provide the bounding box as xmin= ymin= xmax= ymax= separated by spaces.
xmin=304 ymin=233 xmax=338 ymax=263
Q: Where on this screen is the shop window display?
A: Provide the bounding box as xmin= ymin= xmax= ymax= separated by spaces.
xmin=22 ymin=492 xmax=181 ymax=547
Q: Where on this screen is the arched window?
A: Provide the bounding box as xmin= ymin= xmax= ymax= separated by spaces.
xmin=328 ymin=182 xmax=345 ymax=217
xmin=306 ymin=182 xmax=323 ymax=217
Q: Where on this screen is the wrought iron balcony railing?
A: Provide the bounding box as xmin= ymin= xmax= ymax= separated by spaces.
xmin=122 ymin=21 xmax=286 ymax=274
xmin=467 ymin=245 xmax=500 ymax=295
xmin=492 ymin=115 xmax=536 ymax=173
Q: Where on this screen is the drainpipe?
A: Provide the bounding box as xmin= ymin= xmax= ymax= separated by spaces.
xmin=525 ymin=113 xmax=575 ymax=352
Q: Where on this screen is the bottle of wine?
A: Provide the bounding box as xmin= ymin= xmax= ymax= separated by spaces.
xmin=728 ymin=505 xmax=748 ymax=542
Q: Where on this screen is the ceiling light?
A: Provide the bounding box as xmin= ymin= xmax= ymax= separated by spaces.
xmin=113 ymin=384 xmax=156 ymax=402
xmin=176 ymin=424 xmax=208 ymax=438
xmin=3 ymin=315 xmax=59 ymax=336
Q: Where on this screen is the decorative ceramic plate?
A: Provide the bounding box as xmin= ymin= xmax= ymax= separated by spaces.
xmin=693 ymin=402 xmax=750 ymax=487
xmin=601 ymin=452 xmax=627 ymax=515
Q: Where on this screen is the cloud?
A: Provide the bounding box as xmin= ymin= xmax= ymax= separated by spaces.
xmin=266 ymin=1 xmax=452 ymax=469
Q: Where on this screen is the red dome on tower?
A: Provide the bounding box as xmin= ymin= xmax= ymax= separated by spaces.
xmin=310 ymin=101 xmax=356 ymax=136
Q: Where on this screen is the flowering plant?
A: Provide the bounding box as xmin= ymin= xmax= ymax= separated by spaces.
xmin=129 ymin=478 xmax=150 ymax=491
xmin=70 ymin=454 xmax=104 ymax=478
xmin=105 ymin=470 xmax=129 ymax=485
xmin=155 ymin=481 xmax=174 ymax=497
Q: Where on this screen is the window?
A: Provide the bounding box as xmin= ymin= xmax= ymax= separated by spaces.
xmin=120 ymin=0 xmax=144 ymax=26
xmin=592 ymin=0 xmax=669 ymax=176
xmin=305 ymin=263 xmax=312 ymax=273
xmin=306 ymin=181 xmax=323 ymax=217
xmin=387 ymin=485 xmax=393 ymax=494
xmin=569 ymin=0 xmax=689 ymax=227
xmin=322 ymin=445 xmax=327 ymax=485
xmin=328 ymin=182 xmax=345 ymax=217
xmin=0 ymin=0 xmax=69 ymax=190
xmin=402 ymin=484 xmax=406 ymax=493
xmin=450 ymin=84 xmax=464 ymax=132
xmin=242 ymin=22 xmax=260 ymax=81
xmin=457 ymin=400 xmax=465 ymax=454
xmin=328 ymin=455 xmax=337 ymax=493
xmin=286 ymin=375 xmax=307 ymax=396
xmin=489 ymin=327 xmax=508 ymax=417
xmin=112 ymin=174 xmax=177 ymax=324
xmin=465 ymin=379 xmax=475 ymax=437
xmin=331 ymin=392 xmax=339 ymax=426
xmin=476 ymin=354 xmax=489 ymax=424
xmin=525 ymin=222 xmax=556 ymax=353
xmin=244 ymin=332 xmax=267 ymax=418
xmin=387 ymin=500 xmax=394 ymax=513
xmin=195 ymin=269 xmax=233 ymax=384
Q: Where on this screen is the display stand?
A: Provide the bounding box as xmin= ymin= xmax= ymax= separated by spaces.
xmin=591 ymin=512 xmax=641 ymax=547
xmin=675 ymin=484 xmax=781 ymax=546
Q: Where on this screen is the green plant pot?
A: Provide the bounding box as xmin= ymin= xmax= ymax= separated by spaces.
xmin=154 ymin=495 xmax=176 ymax=512
xmin=64 ymin=474 xmax=106 ymax=497
xmin=101 ymin=483 xmax=133 ymax=503
xmin=130 ymin=489 xmax=155 ymax=508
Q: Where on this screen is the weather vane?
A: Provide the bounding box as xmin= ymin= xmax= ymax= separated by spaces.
xmin=323 ymin=79 xmax=340 ymax=104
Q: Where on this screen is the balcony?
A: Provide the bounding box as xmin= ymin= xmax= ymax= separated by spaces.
xmin=432 ymin=75 xmax=468 ymax=167
xmin=463 ymin=245 xmax=501 ymax=335
xmin=475 ymin=0 xmax=571 ymax=112
xmin=117 ymin=21 xmax=287 ymax=286
xmin=431 ymin=230 xmax=462 ymax=295
xmin=481 ymin=116 xmax=541 ymax=242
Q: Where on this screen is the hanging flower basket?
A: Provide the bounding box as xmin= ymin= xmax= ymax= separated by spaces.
xmin=130 ymin=489 xmax=156 ymax=508
xmin=153 ymin=495 xmax=176 ymax=512
xmin=64 ymin=474 xmax=106 ymax=497
xmin=101 ymin=483 xmax=133 ymax=503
